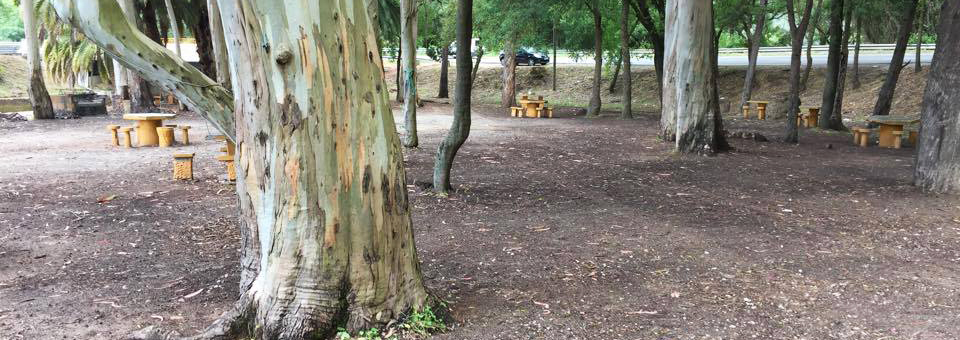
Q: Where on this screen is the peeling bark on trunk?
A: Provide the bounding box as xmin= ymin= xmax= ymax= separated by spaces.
xmin=801 ymin=0 xmax=823 ymax=92
xmin=438 ymin=45 xmax=450 ymax=98
xmin=434 ymin=0 xmax=473 ymax=194
xmin=52 ymin=0 xmax=429 ymax=338
xmin=871 ymin=0 xmax=919 ymax=117
xmin=817 ymin=0 xmax=844 ymax=129
xmin=586 ymin=0 xmax=602 ymax=117
xmin=914 ymin=0 xmax=960 ymax=193
xmin=501 ymin=43 xmax=517 ymax=108
xmin=21 ymin=0 xmax=54 ymax=120
xmin=662 ymin=0 xmax=719 ymax=153
xmin=207 ymin=0 xmax=230 ymax=88
xmin=401 ymin=0 xmax=419 ymax=147
xmin=784 ymin=0 xmax=814 ymax=143
xmin=620 ymin=0 xmax=632 ymax=119
xmin=738 ymin=0 xmax=769 ymax=111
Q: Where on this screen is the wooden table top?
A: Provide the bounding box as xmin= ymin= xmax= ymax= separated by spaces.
xmin=519 ymin=99 xmax=545 ymax=104
xmin=123 ymin=113 xmax=177 ymax=120
xmin=866 ymin=115 xmax=920 ymax=125
xmin=747 ymin=100 xmax=770 ymax=104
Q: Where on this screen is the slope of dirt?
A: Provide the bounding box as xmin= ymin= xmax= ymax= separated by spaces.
xmin=394 ymin=61 xmax=929 ymax=122
xmin=0 ymin=55 xmax=29 ymax=98
xmin=1 ymin=101 xmax=958 ymax=339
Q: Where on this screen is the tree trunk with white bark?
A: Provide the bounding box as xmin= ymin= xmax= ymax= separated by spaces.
xmin=207 ymin=0 xmax=230 ymax=87
xmin=20 ymin=0 xmax=54 ymax=120
xmin=914 ymin=0 xmax=960 ymax=193
xmin=401 ymin=0 xmax=419 ymax=147
xmin=51 ymin=0 xmax=430 ymax=338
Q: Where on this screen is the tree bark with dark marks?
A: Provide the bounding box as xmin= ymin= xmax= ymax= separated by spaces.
xmin=914 ymin=0 xmax=960 ymax=193
xmin=784 ymin=0 xmax=815 ymax=143
xmin=20 ymin=0 xmax=54 ymax=120
xmin=434 ymin=0 xmax=473 ymax=194
xmin=51 ymin=0 xmax=430 ymax=338
xmin=871 ymin=0 xmax=920 ymax=117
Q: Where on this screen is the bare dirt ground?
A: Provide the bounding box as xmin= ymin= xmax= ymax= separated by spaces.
xmin=2 ymin=96 xmax=959 ymax=339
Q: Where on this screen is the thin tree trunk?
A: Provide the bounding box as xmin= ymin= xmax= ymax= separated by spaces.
xmin=53 ymin=1 xmax=430 ymax=338
xmin=608 ymin=55 xmax=621 ymax=93
xmin=817 ymin=0 xmax=844 ymax=129
xmin=870 ymin=0 xmax=920 ymax=117
xmin=207 ymin=0 xmax=230 ymax=88
xmin=739 ymin=0 xmax=769 ymax=111
xmin=434 ymin=0 xmax=473 ymax=194
xmin=471 ymin=45 xmax=483 ymax=90
xmin=164 ymin=0 xmax=181 ymax=56
xmin=914 ymin=0 xmax=960 ymax=193
xmin=829 ymin=7 xmax=853 ymax=131
xmin=852 ymin=16 xmax=861 ymax=89
xmin=552 ymin=23 xmax=557 ymax=91
xmin=20 ymin=0 xmax=54 ymax=119
xmin=784 ymin=0 xmax=815 ymax=143
xmin=120 ymin=0 xmax=154 ymax=112
xmin=632 ymin=0 xmax=665 ymax=108
xmin=621 ymin=0 xmax=632 ymax=119
xmin=662 ymin=0 xmax=719 ymax=152
xmin=801 ymin=0 xmax=824 ymax=91
xmin=501 ymin=41 xmax=517 ymax=108
xmin=396 ymin=44 xmax=403 ymax=102
xmin=915 ymin=1 xmax=924 ymax=73
xmin=401 ymin=0 xmax=419 ymax=147
xmin=586 ymin=0 xmax=602 ymax=116
xmin=438 ymin=45 xmax=450 ymax=98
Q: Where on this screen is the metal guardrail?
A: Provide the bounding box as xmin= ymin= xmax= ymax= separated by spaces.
xmin=387 ymin=43 xmax=936 ymax=57
xmin=0 ymin=42 xmax=20 ymax=55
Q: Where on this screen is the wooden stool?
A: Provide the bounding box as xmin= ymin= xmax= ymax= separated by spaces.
xmin=742 ymin=105 xmax=750 ymax=119
xmin=909 ymin=131 xmax=918 ymax=146
xmin=545 ymin=107 xmax=554 ymax=118
xmin=535 ymin=107 xmax=544 ymax=118
xmin=856 ymin=128 xmax=872 ymax=147
xmin=120 ymin=127 xmax=134 ymax=148
xmin=107 ymin=125 xmax=121 ymax=146
xmin=757 ymin=103 xmax=768 ymax=120
xmin=891 ymin=131 xmax=904 ymax=149
xmin=166 ymin=93 xmax=175 ymax=105
xmin=179 ymin=126 xmax=191 ymax=145
xmin=173 ymin=153 xmax=195 ymax=180
xmin=156 ymin=127 xmax=175 ymax=147
xmin=511 ymin=107 xmax=522 ymax=117
xmin=217 ymin=154 xmax=236 ymax=181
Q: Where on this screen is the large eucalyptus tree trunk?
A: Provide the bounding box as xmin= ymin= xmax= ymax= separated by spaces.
xmin=51 ymin=1 xmax=429 ymax=338
xmin=661 ymin=0 xmax=720 ymax=153
xmin=914 ymin=0 xmax=960 ymax=193
xmin=817 ymin=0 xmax=844 ymax=129
xmin=207 ymin=0 xmax=230 ymax=87
xmin=438 ymin=44 xmax=450 ymax=98
xmin=434 ymin=0 xmax=473 ymax=194
xmin=620 ymin=0 xmax=632 ymax=119
xmin=401 ymin=0 xmax=419 ymax=147
xmin=738 ymin=0 xmax=769 ymax=111
xmin=20 ymin=0 xmax=54 ymax=120
xmin=586 ymin=0 xmax=602 ymax=117
xmin=784 ymin=0 xmax=814 ymax=143
xmin=501 ymin=42 xmax=517 ymax=108
xmin=871 ymin=0 xmax=919 ymax=117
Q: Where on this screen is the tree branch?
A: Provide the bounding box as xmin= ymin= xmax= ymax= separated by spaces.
xmin=51 ymin=0 xmax=236 ymax=141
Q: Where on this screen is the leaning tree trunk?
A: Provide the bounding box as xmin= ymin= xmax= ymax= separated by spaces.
xmin=739 ymin=0 xmax=769 ymax=111
xmin=401 ymin=0 xmax=419 ymax=147
xmin=51 ymin=0 xmax=429 ymax=338
xmin=632 ymin=0 xmax=665 ymax=108
xmin=620 ymin=0 xmax=632 ymax=119
xmin=20 ymin=0 xmax=54 ymax=120
xmin=914 ymin=0 xmax=960 ymax=193
xmin=501 ymin=42 xmax=517 ymax=108
xmin=608 ymin=55 xmax=621 ymax=94
xmin=662 ymin=0 xmax=720 ymax=153
xmin=871 ymin=0 xmax=920 ymax=117
xmin=438 ymin=44 xmax=450 ymax=98
xmin=852 ymin=17 xmax=861 ymax=89
xmin=784 ymin=0 xmax=814 ymax=143
xmin=801 ymin=0 xmax=824 ymax=91
xmin=207 ymin=0 xmax=230 ymax=87
xmin=471 ymin=45 xmax=483 ymax=91
xmin=434 ymin=0 xmax=473 ymax=194
xmin=586 ymin=1 xmax=603 ymax=117
xmin=817 ymin=0 xmax=844 ymax=129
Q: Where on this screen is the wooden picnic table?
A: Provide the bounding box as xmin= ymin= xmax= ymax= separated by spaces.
xmin=866 ymin=115 xmax=920 ymax=148
xmin=517 ymin=96 xmax=546 ymax=118
xmin=123 ymin=113 xmax=177 ymax=146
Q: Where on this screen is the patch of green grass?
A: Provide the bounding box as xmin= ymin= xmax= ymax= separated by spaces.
xmin=400 ymin=305 xmax=446 ymax=336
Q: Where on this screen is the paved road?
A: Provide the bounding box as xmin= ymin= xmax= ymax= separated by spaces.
xmin=472 ymin=53 xmax=934 ymax=67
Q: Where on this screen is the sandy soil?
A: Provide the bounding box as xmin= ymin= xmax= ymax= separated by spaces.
xmin=2 ymin=100 xmax=959 ymax=339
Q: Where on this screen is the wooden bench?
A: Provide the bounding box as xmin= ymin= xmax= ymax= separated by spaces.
xmin=745 ymin=100 xmax=770 ymax=120
xmin=510 ymin=107 xmax=523 ymax=117
xmin=216 ymin=155 xmax=236 ymax=181
xmin=853 ymin=128 xmax=874 ymax=147
xmin=106 ymin=125 xmax=121 ymax=146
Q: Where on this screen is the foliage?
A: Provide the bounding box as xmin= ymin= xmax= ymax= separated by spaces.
xmin=334 ymin=305 xmax=446 ymax=339
xmin=0 ymin=0 xmax=23 ymax=41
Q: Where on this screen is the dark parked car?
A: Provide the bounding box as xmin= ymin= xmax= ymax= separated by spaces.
xmin=500 ymin=49 xmax=549 ymax=66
